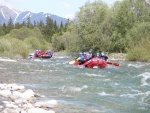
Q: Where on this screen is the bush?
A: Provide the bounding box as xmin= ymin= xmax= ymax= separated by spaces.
xmin=126 ymin=22 xmax=150 ymax=62
xmin=127 ymin=40 xmax=150 ymax=62
xmin=0 ymin=38 xmax=12 ymax=55
xmin=0 ymin=38 xmax=30 ymax=58
xmin=9 ymin=26 xmax=31 ymax=40
xmin=24 ymin=37 xmax=41 ymax=50
xmin=40 ymin=39 xmax=52 ymax=50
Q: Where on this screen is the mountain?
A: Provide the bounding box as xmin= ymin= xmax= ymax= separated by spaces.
xmin=0 ymin=6 xmax=68 ymax=25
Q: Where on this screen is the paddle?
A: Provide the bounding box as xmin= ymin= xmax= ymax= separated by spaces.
xmin=106 ymin=61 xmax=119 ymax=66
xmin=69 ymin=60 xmax=75 ymax=64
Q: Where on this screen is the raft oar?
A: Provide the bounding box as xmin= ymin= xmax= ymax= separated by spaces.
xmin=69 ymin=60 xmax=75 ymax=64
xmin=106 ymin=62 xmax=119 ymax=66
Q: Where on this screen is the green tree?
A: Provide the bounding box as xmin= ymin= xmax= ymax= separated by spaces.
xmin=15 ymin=22 xmax=21 ymax=29
xmin=37 ymin=20 xmax=45 ymax=33
xmin=27 ymin=16 xmax=33 ymax=29
xmin=0 ymin=23 xmax=5 ymax=36
xmin=66 ymin=1 xmax=109 ymax=52
xmin=7 ymin=17 xmax=14 ymax=33
xmin=133 ymin=0 xmax=150 ymax=22
xmin=44 ymin=16 xmax=54 ymax=42
xmin=110 ymin=0 xmax=137 ymax=52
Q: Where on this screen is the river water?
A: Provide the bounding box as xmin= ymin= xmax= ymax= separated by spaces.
xmin=0 ymin=56 xmax=150 ymax=113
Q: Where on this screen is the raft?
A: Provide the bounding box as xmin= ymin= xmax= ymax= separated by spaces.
xmin=28 ymin=50 xmax=53 ymax=59
xmin=41 ymin=54 xmax=52 ymax=59
xmin=74 ymin=58 xmax=107 ymax=69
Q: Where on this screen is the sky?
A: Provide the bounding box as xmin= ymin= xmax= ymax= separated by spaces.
xmin=0 ymin=0 xmax=121 ymax=19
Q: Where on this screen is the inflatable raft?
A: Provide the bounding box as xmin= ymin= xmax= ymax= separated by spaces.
xmin=74 ymin=58 xmax=107 ymax=68
xmin=28 ymin=50 xmax=53 ymax=59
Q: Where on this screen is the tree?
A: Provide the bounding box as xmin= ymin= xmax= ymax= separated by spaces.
xmin=15 ymin=22 xmax=21 ymax=29
xmin=109 ymin=0 xmax=150 ymax=52
xmin=27 ymin=16 xmax=33 ymax=29
xmin=66 ymin=1 xmax=109 ymax=52
xmin=7 ymin=17 xmax=14 ymax=33
xmin=0 ymin=23 xmax=5 ymax=36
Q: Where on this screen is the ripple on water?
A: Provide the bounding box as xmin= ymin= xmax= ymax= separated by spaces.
xmin=138 ymin=72 xmax=150 ymax=86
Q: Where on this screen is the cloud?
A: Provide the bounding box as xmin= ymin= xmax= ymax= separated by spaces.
xmin=64 ymin=13 xmax=75 ymax=20
xmin=0 ymin=0 xmax=25 ymax=5
xmin=0 ymin=0 xmax=5 ymax=4
xmin=12 ymin=0 xmax=25 ymax=2
xmin=63 ymin=2 xmax=71 ymax=8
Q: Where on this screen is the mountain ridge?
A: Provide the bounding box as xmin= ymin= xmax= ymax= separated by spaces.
xmin=0 ymin=5 xmax=68 ymax=25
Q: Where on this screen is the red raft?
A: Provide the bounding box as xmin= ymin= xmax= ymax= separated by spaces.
xmin=74 ymin=58 xmax=107 ymax=69
xmin=29 ymin=50 xmax=53 ymax=59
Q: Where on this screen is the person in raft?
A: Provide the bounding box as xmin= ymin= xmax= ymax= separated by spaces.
xmin=47 ymin=50 xmax=53 ymax=58
xmin=99 ymin=50 xmax=108 ymax=61
xmin=76 ymin=52 xmax=87 ymax=65
xmin=86 ymin=48 xmax=94 ymax=60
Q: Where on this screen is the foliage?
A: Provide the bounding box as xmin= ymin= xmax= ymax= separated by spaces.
xmin=52 ymin=33 xmax=66 ymax=51
xmin=0 ymin=27 xmax=51 ymax=58
xmin=127 ymin=39 xmax=150 ymax=62
xmin=61 ymin=0 xmax=150 ymax=61
xmin=126 ymin=22 xmax=150 ymax=61
xmin=0 ymin=37 xmax=30 ymax=58
xmin=126 ymin=22 xmax=150 ymax=47
xmin=24 ymin=37 xmax=41 ymax=50
xmin=65 ymin=1 xmax=109 ymax=52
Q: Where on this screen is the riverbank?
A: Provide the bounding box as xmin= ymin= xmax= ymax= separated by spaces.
xmin=0 ymin=83 xmax=58 ymax=113
xmin=54 ymin=51 xmax=127 ymax=61
xmin=108 ymin=53 xmax=127 ymax=61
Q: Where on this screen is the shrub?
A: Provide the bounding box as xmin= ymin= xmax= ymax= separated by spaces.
xmin=24 ymin=37 xmax=41 ymax=50
xmin=127 ymin=40 xmax=150 ymax=62
xmin=9 ymin=26 xmax=31 ymax=40
xmin=0 ymin=38 xmax=12 ymax=56
xmin=0 ymin=38 xmax=30 ymax=58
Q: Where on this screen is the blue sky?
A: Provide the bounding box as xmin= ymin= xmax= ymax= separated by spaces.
xmin=0 ymin=0 xmax=121 ymax=19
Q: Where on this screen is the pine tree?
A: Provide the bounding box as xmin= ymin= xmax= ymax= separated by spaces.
xmin=7 ymin=17 xmax=14 ymax=33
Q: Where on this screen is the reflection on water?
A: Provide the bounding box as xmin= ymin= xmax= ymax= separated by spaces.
xmin=0 ymin=57 xmax=150 ymax=113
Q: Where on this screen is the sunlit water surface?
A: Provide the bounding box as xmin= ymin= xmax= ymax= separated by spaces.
xmin=0 ymin=56 xmax=150 ymax=113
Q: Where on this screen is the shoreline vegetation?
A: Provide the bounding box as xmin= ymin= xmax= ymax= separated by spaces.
xmin=107 ymin=53 xmax=127 ymax=61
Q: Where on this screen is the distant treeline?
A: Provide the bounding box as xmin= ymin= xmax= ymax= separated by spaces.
xmin=0 ymin=0 xmax=150 ymax=61
xmin=0 ymin=16 xmax=68 ymax=42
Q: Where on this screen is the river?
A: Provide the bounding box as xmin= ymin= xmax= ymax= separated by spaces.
xmin=0 ymin=56 xmax=150 ymax=113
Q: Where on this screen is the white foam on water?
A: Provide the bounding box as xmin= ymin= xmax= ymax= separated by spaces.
xmin=0 ymin=57 xmax=16 ymax=62
xmin=120 ymin=90 xmax=150 ymax=105
xmin=138 ymin=72 xmax=150 ymax=86
xmin=140 ymin=91 xmax=150 ymax=103
xmin=120 ymin=92 xmax=144 ymax=98
xmin=69 ymin=85 xmax=88 ymax=92
xmin=56 ymin=56 xmax=70 ymax=59
xmin=128 ymin=63 xmax=144 ymax=68
xmin=59 ymin=85 xmax=88 ymax=92
xmin=98 ymin=91 xmax=115 ymax=96
xmin=103 ymin=79 xmax=111 ymax=82
xmin=85 ymin=73 xmax=102 ymax=77
xmin=18 ymin=71 xmax=27 ymax=74
xmin=34 ymin=69 xmax=45 ymax=72
xmin=33 ymin=59 xmax=42 ymax=62
xmin=0 ymin=67 xmax=7 ymax=69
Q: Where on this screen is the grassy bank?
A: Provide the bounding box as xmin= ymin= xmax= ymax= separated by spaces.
xmin=0 ymin=27 xmax=51 ymax=58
